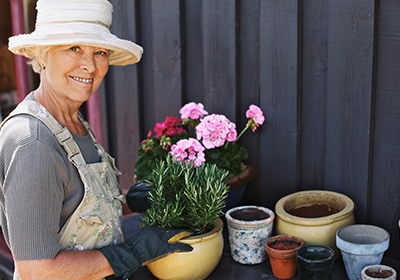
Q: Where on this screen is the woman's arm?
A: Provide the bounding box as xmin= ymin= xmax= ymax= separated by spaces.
xmin=16 ymin=250 xmax=114 ymax=280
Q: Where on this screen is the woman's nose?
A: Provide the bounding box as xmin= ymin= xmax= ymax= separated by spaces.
xmin=80 ymin=53 xmax=96 ymax=73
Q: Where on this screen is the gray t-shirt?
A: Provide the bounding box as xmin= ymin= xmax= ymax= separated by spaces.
xmin=0 ymin=94 xmax=100 ymax=261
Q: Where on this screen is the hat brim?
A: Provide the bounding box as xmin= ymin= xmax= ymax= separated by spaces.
xmin=9 ymin=31 xmax=143 ymax=66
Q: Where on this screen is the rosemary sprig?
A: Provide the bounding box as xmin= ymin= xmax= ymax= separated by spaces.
xmin=141 ymin=155 xmax=229 ymax=234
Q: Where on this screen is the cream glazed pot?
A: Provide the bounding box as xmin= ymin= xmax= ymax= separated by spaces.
xmin=146 ymin=218 xmax=224 ymax=280
xmin=275 ymin=190 xmax=355 ymax=258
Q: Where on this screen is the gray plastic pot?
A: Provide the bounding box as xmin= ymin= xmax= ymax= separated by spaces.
xmin=361 ymin=265 xmax=397 ymax=280
xmin=336 ymin=224 xmax=390 ymax=280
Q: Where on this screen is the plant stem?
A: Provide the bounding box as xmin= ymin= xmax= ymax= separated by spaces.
xmin=224 ymin=125 xmax=250 ymax=149
xmin=234 ymin=125 xmax=249 ymax=144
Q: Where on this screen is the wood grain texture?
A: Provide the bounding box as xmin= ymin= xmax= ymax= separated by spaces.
xmin=105 ymin=0 xmax=141 ymax=191
xmin=258 ymin=0 xmax=300 ymax=208
xmin=102 ymin=0 xmax=400 ymax=259
xmin=238 ymin=0 xmax=261 ymax=204
xmin=370 ymin=0 xmax=400 ymax=260
xmin=184 ymin=0 xmax=204 ymax=103
xmin=139 ymin=0 xmax=183 ymax=134
xmin=300 ymin=0 xmax=329 ymax=189
xmin=324 ymin=0 xmax=376 ymax=223
xmin=201 ymin=0 xmax=237 ymax=121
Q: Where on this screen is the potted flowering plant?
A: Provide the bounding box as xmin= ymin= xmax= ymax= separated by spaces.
xmin=134 ymin=102 xmax=264 ymax=183
xmin=136 ymin=104 xmax=264 ymax=280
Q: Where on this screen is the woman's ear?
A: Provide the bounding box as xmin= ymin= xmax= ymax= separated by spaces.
xmin=34 ymin=47 xmax=48 ymax=70
xmin=35 ymin=57 xmax=44 ymax=70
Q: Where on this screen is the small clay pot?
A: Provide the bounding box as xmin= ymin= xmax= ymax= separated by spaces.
xmin=265 ymin=235 xmax=303 ymax=279
xmin=361 ymin=265 xmax=397 ymax=280
xmin=226 ymin=205 xmax=275 ymax=265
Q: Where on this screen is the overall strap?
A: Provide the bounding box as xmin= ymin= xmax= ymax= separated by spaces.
xmin=1 ymin=100 xmax=83 ymax=163
xmin=78 ymin=114 xmax=98 ymax=146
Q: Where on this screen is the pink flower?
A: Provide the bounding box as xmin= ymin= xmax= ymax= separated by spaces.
xmin=246 ymin=105 xmax=265 ymax=125
xmin=179 ymin=102 xmax=208 ymax=120
xmin=196 ymin=114 xmax=237 ymax=149
xmin=226 ymin=123 xmax=237 ymax=141
xmin=153 ymin=122 xmax=165 ymax=138
xmin=170 ymin=138 xmax=206 ymax=167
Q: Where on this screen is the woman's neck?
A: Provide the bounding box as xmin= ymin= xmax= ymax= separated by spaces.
xmin=33 ymin=87 xmax=87 ymax=136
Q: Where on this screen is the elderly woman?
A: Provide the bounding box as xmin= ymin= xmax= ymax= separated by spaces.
xmin=1 ymin=0 xmax=192 ymax=279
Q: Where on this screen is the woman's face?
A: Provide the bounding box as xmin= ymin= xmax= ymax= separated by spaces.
xmin=39 ymin=45 xmax=109 ymax=105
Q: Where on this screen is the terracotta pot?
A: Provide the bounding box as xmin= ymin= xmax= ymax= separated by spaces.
xmin=361 ymin=265 xmax=397 ymax=280
xmin=146 ymin=218 xmax=224 ymax=280
xmin=226 ymin=205 xmax=275 ymax=264
xmin=275 ymin=190 xmax=355 ymax=258
xmin=265 ymin=235 xmax=303 ymax=279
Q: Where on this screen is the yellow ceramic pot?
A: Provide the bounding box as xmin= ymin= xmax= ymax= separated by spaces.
xmin=146 ymin=218 xmax=224 ymax=280
xmin=275 ymin=190 xmax=355 ymax=258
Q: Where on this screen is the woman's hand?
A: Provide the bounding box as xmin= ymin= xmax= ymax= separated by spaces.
xmin=126 ymin=182 xmax=152 ymax=213
xmin=99 ymin=226 xmax=193 ymax=279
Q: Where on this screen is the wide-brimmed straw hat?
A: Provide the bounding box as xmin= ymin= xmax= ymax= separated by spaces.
xmin=8 ymin=0 xmax=143 ymax=66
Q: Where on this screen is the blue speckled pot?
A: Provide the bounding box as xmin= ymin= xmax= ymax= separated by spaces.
xmin=336 ymin=224 xmax=390 ymax=280
xmin=226 ymin=205 xmax=275 ymax=265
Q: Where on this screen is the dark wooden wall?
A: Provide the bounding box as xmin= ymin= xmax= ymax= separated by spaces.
xmin=98 ymin=0 xmax=400 ymax=260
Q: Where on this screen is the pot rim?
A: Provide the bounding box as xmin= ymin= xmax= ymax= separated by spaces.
xmin=361 ymin=264 xmax=397 ymax=279
xmin=336 ymin=224 xmax=390 ymax=254
xmin=275 ymin=190 xmax=355 ymax=225
xmin=225 ymin=205 xmax=275 ymax=225
xmin=265 ymin=235 xmax=304 ymax=257
xmin=178 ymin=218 xmax=224 ymax=245
xmin=296 ymin=245 xmax=335 ymax=264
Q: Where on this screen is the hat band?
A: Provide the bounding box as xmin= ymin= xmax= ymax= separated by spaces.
xmin=36 ymin=20 xmax=110 ymax=30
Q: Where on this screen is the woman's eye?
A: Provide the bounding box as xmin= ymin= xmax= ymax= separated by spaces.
xmin=97 ymin=50 xmax=108 ymax=55
xmin=70 ymin=46 xmax=79 ymax=52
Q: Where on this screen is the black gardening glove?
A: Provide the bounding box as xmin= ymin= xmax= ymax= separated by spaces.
xmin=105 ymin=275 xmax=123 ymax=280
xmin=126 ymin=182 xmax=152 ymax=213
xmin=99 ymin=226 xmax=193 ymax=279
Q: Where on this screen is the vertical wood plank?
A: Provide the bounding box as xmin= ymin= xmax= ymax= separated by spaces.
xmin=106 ymin=0 xmax=141 ymax=191
xmin=185 ymin=0 xmax=204 ymax=104
xmin=259 ymin=1 xmax=300 ymax=209
xmin=201 ymin=0 xmax=237 ymax=121
xmin=300 ymin=0 xmax=329 ymax=189
xmin=239 ymin=0 xmax=261 ymax=204
xmin=140 ymin=0 xmax=182 ymax=134
xmin=324 ymin=0 xmax=376 ymax=223
xmin=138 ymin=0 xmax=155 ymax=135
xmin=370 ymin=0 xmax=400 ymax=260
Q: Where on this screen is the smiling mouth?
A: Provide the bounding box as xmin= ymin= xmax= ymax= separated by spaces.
xmin=70 ymin=76 xmax=93 ymax=83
